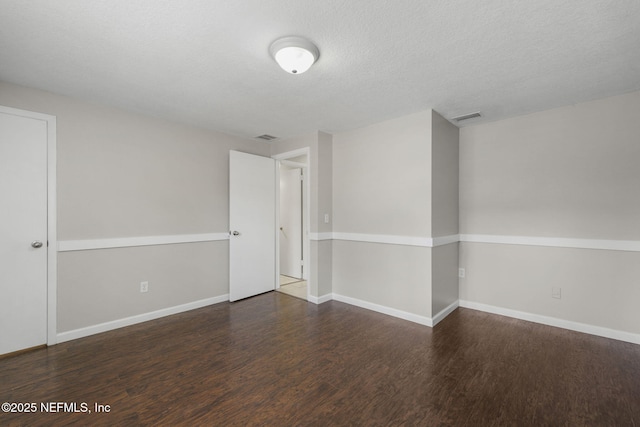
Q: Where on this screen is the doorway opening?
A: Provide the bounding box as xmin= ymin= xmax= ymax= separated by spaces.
xmin=273 ymin=148 xmax=310 ymax=301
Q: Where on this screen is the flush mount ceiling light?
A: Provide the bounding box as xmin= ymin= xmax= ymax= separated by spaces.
xmin=269 ymin=36 xmax=319 ymax=74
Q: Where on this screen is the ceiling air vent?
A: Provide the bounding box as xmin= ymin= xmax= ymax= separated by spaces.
xmin=451 ymin=112 xmax=482 ymax=122
xmin=255 ymin=134 xmax=277 ymax=141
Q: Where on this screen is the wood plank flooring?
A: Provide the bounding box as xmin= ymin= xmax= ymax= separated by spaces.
xmin=1 ymin=292 xmax=639 ymax=426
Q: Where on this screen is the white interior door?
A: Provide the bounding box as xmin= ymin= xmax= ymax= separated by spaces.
xmin=229 ymin=150 xmax=276 ymax=302
xmin=279 ymin=167 xmax=302 ymax=279
xmin=0 ymin=110 xmax=48 ymax=355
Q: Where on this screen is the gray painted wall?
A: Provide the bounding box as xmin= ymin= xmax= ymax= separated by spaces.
xmin=332 ymin=241 xmax=432 ymax=317
xmin=270 ymin=131 xmax=333 ymax=298
xmin=459 ymin=90 xmax=640 ymax=334
xmin=57 ymin=242 xmax=227 ymax=331
xmin=1 ymin=81 xmax=268 ymax=333
xmin=460 ymin=243 xmax=640 ymax=333
xmin=460 ymin=91 xmax=640 ymax=240
xmin=333 ymin=111 xmax=432 ymax=236
xmin=8 ymin=75 xmax=635 ymax=340
xmin=332 ymin=112 xmax=432 ymax=317
xmin=431 ymin=243 xmax=459 ymax=316
xmin=332 ymin=110 xmax=459 ymax=320
xmin=316 ymin=131 xmax=334 ymax=296
xmin=430 ymin=110 xmax=459 ymax=314
xmin=431 ymin=110 xmax=459 ymax=238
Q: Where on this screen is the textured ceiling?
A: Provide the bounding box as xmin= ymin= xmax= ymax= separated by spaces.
xmin=1 ymin=1 xmax=639 ymax=139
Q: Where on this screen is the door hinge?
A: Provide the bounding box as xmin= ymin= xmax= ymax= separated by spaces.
xmin=300 ymin=259 xmax=304 ymax=266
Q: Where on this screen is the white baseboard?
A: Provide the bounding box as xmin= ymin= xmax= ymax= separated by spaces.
xmin=332 ymin=293 xmax=434 ymax=326
xmin=459 ymin=300 xmax=640 ymax=345
xmin=56 ymin=295 xmax=229 ymax=343
xmin=53 ymin=292 xmax=640 ymax=346
xmin=307 ymin=293 xmax=459 ymax=327
xmin=308 ymin=293 xmax=333 ymax=304
xmin=432 ymin=300 xmax=459 ymax=326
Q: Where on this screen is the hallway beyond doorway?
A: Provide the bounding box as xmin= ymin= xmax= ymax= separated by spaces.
xmin=277 ymin=275 xmax=307 ymax=300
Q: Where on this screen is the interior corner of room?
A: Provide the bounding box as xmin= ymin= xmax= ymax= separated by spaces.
xmin=3 ymin=3 xmax=640 ymax=424
xmin=2 ymin=0 xmax=640 ymax=357
xmin=3 ymin=83 xmax=639 ymax=353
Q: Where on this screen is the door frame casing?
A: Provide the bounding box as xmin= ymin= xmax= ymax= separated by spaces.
xmin=0 ymin=105 xmax=57 ymax=346
xmin=273 ymin=148 xmax=311 ymax=300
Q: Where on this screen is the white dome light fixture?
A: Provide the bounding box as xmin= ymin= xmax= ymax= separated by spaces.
xmin=269 ymin=36 xmax=319 ymax=75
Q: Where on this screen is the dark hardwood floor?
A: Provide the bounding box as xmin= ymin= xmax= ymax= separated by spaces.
xmin=1 ymin=292 xmax=639 ymax=426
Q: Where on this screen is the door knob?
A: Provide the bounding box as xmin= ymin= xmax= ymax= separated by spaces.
xmin=31 ymin=241 xmax=43 ymax=248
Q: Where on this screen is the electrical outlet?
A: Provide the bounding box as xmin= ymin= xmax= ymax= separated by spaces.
xmin=140 ymin=281 xmax=149 ymax=293
xmin=458 ymin=268 xmax=465 ymax=278
xmin=324 ymin=213 xmax=330 ymax=224
xmin=552 ymin=287 xmax=561 ymax=299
